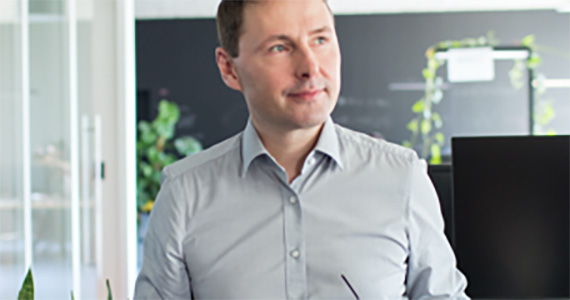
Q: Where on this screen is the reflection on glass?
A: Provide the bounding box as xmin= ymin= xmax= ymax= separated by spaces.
xmin=29 ymin=0 xmax=74 ymax=297
xmin=0 ymin=0 xmax=97 ymax=298
xmin=0 ymin=0 xmax=25 ymax=297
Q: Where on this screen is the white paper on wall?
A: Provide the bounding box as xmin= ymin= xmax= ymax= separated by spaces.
xmin=446 ymin=47 xmax=495 ymax=83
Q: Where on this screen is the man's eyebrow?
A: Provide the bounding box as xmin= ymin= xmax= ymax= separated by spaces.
xmin=263 ymin=35 xmax=290 ymax=44
xmin=260 ymin=26 xmax=333 ymax=45
xmin=309 ymin=26 xmax=332 ymax=35
xmin=253 ymin=34 xmax=288 ymax=52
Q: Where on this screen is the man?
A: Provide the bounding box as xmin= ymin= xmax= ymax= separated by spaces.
xmin=134 ymin=0 xmax=468 ymax=299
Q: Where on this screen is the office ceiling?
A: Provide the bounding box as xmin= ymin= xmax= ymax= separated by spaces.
xmin=135 ymin=0 xmax=570 ymax=19
xmin=329 ymin=0 xmax=570 ymax=14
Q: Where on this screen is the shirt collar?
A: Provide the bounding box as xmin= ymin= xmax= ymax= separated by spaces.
xmin=241 ymin=118 xmax=269 ymax=177
xmin=313 ymin=116 xmax=344 ymax=170
xmin=240 ymin=116 xmax=344 ymax=177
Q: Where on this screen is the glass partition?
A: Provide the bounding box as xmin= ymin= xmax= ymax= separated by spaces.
xmin=0 ymin=0 xmax=25 ymax=297
xmin=0 ymin=0 xmax=99 ymax=298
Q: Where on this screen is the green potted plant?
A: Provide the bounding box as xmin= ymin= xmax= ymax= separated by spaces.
xmin=136 ymin=99 xmax=202 ymax=215
xmin=17 ymin=268 xmax=113 ymax=300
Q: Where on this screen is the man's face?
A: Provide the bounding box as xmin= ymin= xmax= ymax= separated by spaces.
xmin=224 ymin=0 xmax=341 ymax=132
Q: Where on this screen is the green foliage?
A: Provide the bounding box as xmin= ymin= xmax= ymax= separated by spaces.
xmin=174 ymin=136 xmax=203 ymax=157
xmin=137 ymin=99 xmax=202 ymax=212
xmin=429 ymin=144 xmax=442 ymax=164
xmin=526 ymin=53 xmax=542 ymax=69
xmin=422 ymin=68 xmax=435 ymax=80
xmin=515 ymin=34 xmax=558 ymax=135
xmin=18 ymin=268 xmax=114 ymax=299
xmin=432 ymin=113 xmax=443 ymax=129
xmin=18 ymin=268 xmax=33 ymax=300
xmin=509 ymin=60 xmax=526 ymax=89
xmin=434 ymin=132 xmax=445 ymax=145
xmin=407 ymin=33 xmax=500 ymax=163
xmin=407 ymin=119 xmax=419 ymax=134
xmin=405 ymin=32 xmax=558 ymax=163
xmin=535 ymin=99 xmax=557 ymax=135
xmin=420 ymin=119 xmax=432 ymax=135
xmin=106 ymin=279 xmax=113 ymax=300
xmin=521 ymin=34 xmax=535 ymax=47
xmin=411 ymin=100 xmax=424 ymax=113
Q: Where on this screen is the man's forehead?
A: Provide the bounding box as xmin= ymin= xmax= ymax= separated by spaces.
xmin=241 ymin=0 xmax=333 ymax=37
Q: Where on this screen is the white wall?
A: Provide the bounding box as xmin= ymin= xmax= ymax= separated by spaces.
xmin=135 ymin=0 xmax=570 ymax=19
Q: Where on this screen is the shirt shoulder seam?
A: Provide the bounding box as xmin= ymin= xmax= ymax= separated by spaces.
xmin=163 ymin=132 xmax=243 ymax=182
xmin=334 ymin=124 xmax=419 ymax=162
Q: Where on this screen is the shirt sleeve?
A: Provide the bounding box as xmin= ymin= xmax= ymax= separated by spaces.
xmin=405 ymin=158 xmax=469 ymax=299
xmin=134 ymin=169 xmax=192 ymax=299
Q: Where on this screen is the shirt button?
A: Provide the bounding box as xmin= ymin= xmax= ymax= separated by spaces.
xmin=307 ymin=157 xmax=316 ymax=165
xmin=290 ymin=249 xmax=300 ymax=259
xmin=289 ymin=196 xmax=297 ymax=204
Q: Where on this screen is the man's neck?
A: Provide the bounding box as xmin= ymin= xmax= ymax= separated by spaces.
xmin=252 ymin=119 xmax=324 ymax=184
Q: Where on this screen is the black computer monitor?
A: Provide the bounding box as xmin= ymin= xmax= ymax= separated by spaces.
xmin=452 ymin=135 xmax=570 ymax=298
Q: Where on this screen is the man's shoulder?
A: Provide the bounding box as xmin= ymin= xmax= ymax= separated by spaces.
xmin=334 ymin=123 xmax=419 ymax=163
xmin=162 ymin=132 xmax=243 ymax=181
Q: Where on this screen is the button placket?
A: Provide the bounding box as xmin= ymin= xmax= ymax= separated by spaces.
xmin=282 ymin=190 xmax=307 ymax=299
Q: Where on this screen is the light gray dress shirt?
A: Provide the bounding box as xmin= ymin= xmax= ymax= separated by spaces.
xmin=134 ymin=117 xmax=469 ymax=299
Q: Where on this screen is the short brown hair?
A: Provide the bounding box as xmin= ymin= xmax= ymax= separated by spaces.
xmin=216 ymin=0 xmax=331 ymax=58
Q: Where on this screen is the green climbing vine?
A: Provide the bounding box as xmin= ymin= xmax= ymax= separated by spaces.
xmin=510 ymin=34 xmax=557 ymax=136
xmin=403 ymin=31 xmax=559 ymax=164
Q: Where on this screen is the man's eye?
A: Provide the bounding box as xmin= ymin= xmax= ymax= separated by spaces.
xmin=270 ymin=45 xmax=286 ymax=52
xmin=314 ymin=37 xmax=326 ymax=45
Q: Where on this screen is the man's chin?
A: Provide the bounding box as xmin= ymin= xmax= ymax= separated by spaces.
xmin=289 ymin=114 xmax=329 ymax=130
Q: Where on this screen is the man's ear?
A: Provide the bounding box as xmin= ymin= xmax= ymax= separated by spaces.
xmin=215 ymin=47 xmax=242 ymax=92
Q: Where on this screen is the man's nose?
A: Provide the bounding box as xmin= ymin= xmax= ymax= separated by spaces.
xmin=295 ymin=46 xmax=320 ymax=79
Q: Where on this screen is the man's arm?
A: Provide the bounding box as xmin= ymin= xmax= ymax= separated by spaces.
xmin=405 ymin=159 xmax=469 ymax=299
xmin=134 ymin=171 xmax=192 ymax=299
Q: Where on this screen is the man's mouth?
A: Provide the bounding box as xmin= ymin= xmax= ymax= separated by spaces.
xmin=288 ymin=89 xmax=324 ymax=100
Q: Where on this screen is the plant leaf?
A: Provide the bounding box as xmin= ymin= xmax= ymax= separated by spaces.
xmin=486 ymin=30 xmax=499 ymax=46
xmin=18 ymin=268 xmax=34 ymax=300
xmin=430 ymin=144 xmax=442 ymax=164
xmin=140 ymin=130 xmax=157 ymax=145
xmin=138 ymin=121 xmax=151 ymax=134
xmin=421 ymin=119 xmax=432 ymax=135
xmin=451 ymin=41 xmax=462 ymax=48
xmin=141 ymin=201 xmax=154 ymax=213
xmin=407 ymin=119 xmax=419 ymax=134
xmin=153 ymin=100 xmax=180 ymax=139
xmin=175 ymin=137 xmax=203 ymax=156
xmin=107 ymin=279 xmax=113 ymax=300
xmin=427 ymin=58 xmax=439 ymax=70
xmin=432 ymin=113 xmax=443 ymax=128
xmin=141 ymin=162 xmax=153 ymax=178
xmin=435 ymin=132 xmax=445 ymax=145
xmin=411 ymin=100 xmax=424 ymax=113
xmin=422 ymin=68 xmax=435 ymax=80
xmin=146 ymin=147 xmax=160 ymax=163
xmin=425 ymin=47 xmax=435 ymax=59
xmin=432 ymin=89 xmax=443 ymax=104
xmin=521 ymin=34 xmax=535 ymax=47
xmin=477 ymin=36 xmax=487 ymax=46
xmin=541 ymin=103 xmax=555 ymax=124
xmin=526 ymin=53 xmax=541 ymax=69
